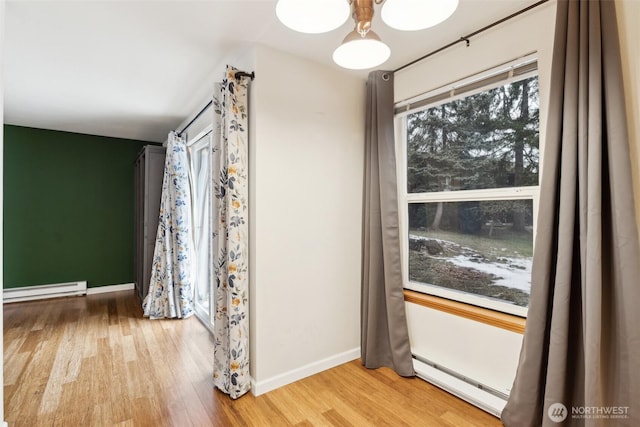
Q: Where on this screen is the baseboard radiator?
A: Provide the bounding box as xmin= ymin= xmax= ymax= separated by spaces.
xmin=412 ymin=355 xmax=508 ymax=418
xmin=4 ymin=281 xmax=87 ymax=303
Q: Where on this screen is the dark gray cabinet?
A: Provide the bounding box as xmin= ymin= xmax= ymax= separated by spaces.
xmin=134 ymin=145 xmax=166 ymax=302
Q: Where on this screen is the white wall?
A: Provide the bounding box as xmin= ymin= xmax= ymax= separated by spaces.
xmin=406 ymin=304 xmax=524 ymax=394
xmin=172 ymin=43 xmax=363 ymax=395
xmin=395 ymin=1 xmax=557 ymax=396
xmin=1 ymin=0 xmax=5 ymax=423
xmin=173 ymin=49 xmax=256 ymax=141
xmin=617 ymin=0 xmax=640 ymax=236
xmin=249 ymin=45 xmax=364 ymax=394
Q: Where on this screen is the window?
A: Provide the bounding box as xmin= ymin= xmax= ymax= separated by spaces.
xmin=397 ymin=57 xmax=540 ymax=317
xmin=188 ymin=130 xmax=214 ymax=331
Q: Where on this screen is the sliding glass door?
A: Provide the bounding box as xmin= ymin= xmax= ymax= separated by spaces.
xmin=188 ymin=131 xmax=214 ymax=331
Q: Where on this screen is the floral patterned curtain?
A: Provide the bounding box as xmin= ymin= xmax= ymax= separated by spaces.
xmin=212 ymin=66 xmax=250 ymax=399
xmin=143 ymin=132 xmax=194 ymax=319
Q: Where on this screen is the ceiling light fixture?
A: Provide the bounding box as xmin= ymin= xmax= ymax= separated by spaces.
xmin=275 ymin=0 xmax=459 ymax=70
xmin=381 ymin=0 xmax=460 ymax=31
xmin=276 ymin=0 xmax=351 ymax=34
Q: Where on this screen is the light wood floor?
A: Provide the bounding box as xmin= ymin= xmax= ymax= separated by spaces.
xmin=4 ymin=290 xmax=502 ymax=426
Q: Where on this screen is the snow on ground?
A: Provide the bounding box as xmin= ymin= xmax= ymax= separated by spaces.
xmin=446 ymin=255 xmax=532 ymax=293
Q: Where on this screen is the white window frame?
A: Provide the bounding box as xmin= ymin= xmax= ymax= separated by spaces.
xmin=396 ymin=56 xmax=540 ymax=318
xmin=187 ymin=126 xmax=215 ymax=332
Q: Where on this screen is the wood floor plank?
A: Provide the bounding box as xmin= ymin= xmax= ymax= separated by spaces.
xmin=30 ymin=300 xmax=56 ymax=332
xmin=38 ymin=313 xmax=82 ymax=415
xmin=122 ymin=334 xmax=138 ymax=363
xmin=3 ymin=350 xmax=29 ymax=386
xmin=8 ymin=335 xmax=60 ymax=422
xmin=261 ymin=387 xmax=309 ymax=425
xmin=3 ymin=328 xmax=26 ymax=360
xmin=4 ymin=290 xmax=503 ymax=426
xmin=130 ymin=396 xmax=163 ymax=426
xmin=321 ymin=408 xmax=355 ymax=427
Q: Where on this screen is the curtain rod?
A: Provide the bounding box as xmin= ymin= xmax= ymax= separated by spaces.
xmin=393 ymin=0 xmax=549 ymax=73
xmin=177 ymin=70 xmax=255 ymax=137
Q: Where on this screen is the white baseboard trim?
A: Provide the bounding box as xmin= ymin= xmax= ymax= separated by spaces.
xmin=3 ymin=280 xmax=87 ymax=303
xmin=86 ymin=283 xmax=135 ymax=295
xmin=251 ymin=347 xmax=360 ymax=396
xmin=3 ymin=282 xmax=136 ymax=303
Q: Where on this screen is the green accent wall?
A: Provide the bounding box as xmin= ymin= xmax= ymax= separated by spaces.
xmin=3 ymin=125 xmax=155 ymax=288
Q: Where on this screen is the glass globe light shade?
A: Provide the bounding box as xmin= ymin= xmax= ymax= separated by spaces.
xmin=381 ymin=0 xmax=459 ymax=31
xmin=276 ymin=0 xmax=350 ymax=34
xmin=332 ymin=30 xmax=391 ymax=70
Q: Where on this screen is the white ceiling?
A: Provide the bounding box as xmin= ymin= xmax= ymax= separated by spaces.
xmin=3 ymin=0 xmax=542 ymax=142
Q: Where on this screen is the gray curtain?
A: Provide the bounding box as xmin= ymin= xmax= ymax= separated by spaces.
xmin=502 ymin=1 xmax=640 ymax=426
xmin=361 ymin=70 xmax=414 ymax=377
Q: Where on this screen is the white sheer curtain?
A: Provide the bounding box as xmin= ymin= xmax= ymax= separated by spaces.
xmin=211 ymin=66 xmax=251 ymax=399
xmin=143 ymin=132 xmax=195 ymax=319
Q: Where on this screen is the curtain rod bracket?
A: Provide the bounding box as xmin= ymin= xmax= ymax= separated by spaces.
xmin=394 ymin=0 xmax=549 ymax=73
xmin=234 ymin=71 xmax=255 ymax=81
xmin=176 ymin=69 xmax=255 ymax=137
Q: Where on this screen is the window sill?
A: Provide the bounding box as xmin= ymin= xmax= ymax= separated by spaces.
xmin=403 ymin=290 xmax=525 ymax=334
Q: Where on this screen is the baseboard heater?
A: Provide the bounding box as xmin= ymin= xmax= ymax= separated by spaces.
xmin=412 ymin=354 xmax=508 ymax=418
xmin=3 ymin=281 xmax=87 ymax=303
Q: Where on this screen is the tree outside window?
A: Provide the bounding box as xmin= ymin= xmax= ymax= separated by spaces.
xmin=401 ymin=71 xmax=540 ymax=316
